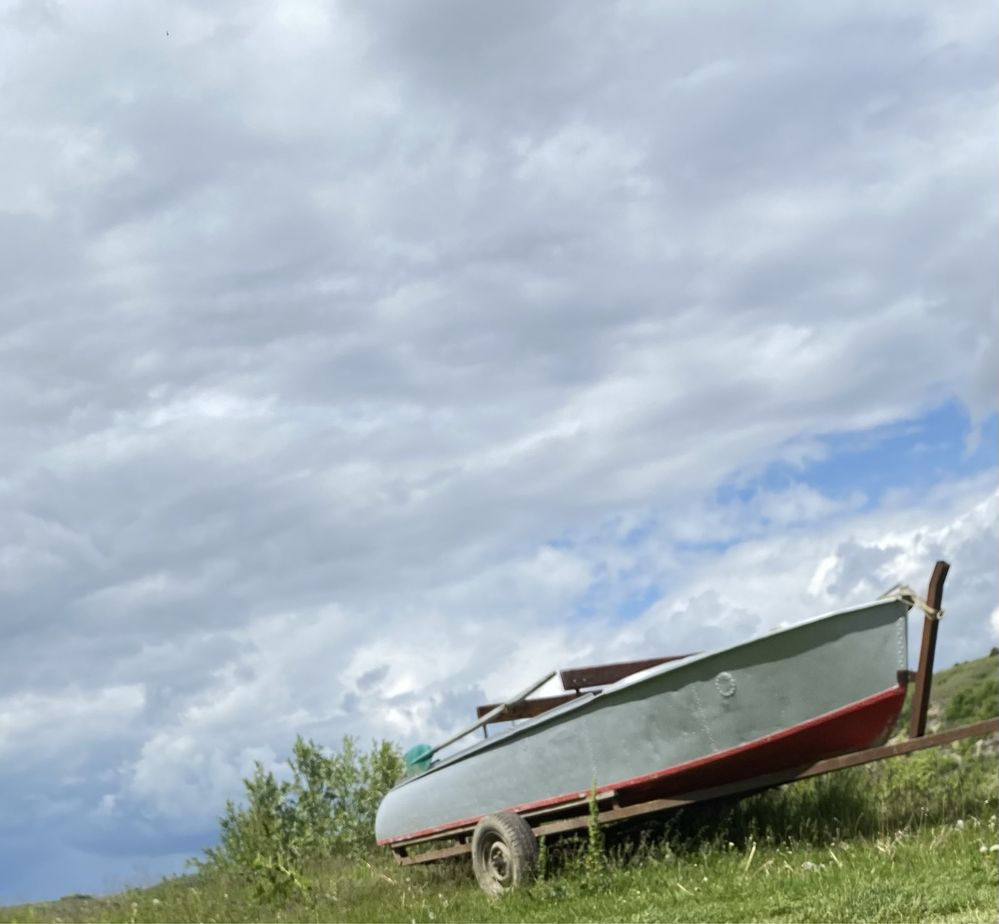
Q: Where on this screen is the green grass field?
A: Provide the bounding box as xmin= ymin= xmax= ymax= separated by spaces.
xmin=4 ymin=653 xmax=996 ymax=924
xmin=9 ymin=817 xmax=997 ymax=924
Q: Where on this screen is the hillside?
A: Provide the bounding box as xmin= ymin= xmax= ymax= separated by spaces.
xmin=3 ymin=652 xmax=997 ymax=924
xmin=896 ymin=650 xmax=999 ymax=735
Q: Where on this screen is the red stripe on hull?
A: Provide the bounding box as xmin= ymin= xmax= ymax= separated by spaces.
xmin=378 ymin=684 xmax=906 ymax=845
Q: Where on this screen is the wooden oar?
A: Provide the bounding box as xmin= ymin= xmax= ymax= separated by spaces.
xmin=428 ymin=670 xmax=557 ymax=757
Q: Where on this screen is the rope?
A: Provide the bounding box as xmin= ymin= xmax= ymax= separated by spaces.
xmin=879 ymin=584 xmax=944 ymax=620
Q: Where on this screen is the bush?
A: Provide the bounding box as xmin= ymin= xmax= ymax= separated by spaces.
xmin=197 ymin=735 xmax=403 ymax=900
xmin=944 ymin=675 xmax=999 ymax=726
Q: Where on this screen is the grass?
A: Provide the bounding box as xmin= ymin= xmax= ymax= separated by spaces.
xmin=6 ymin=819 xmax=997 ymax=924
xmin=4 ymin=654 xmax=997 ymax=923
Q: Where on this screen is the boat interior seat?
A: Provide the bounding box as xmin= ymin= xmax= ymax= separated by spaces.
xmin=474 ymin=654 xmax=695 ymax=727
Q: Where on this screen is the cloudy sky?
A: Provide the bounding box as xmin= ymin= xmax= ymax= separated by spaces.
xmin=1 ymin=0 xmax=996 ymax=903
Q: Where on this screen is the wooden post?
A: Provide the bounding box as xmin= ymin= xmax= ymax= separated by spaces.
xmin=908 ymin=560 xmax=949 ymax=739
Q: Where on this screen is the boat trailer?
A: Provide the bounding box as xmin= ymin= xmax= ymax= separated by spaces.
xmin=387 ymin=561 xmax=998 ymax=888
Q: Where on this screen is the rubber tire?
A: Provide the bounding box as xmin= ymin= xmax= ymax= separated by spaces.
xmin=470 ymin=812 xmax=538 ymax=895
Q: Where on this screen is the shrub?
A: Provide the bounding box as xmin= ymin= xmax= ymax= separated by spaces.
xmin=197 ymin=735 xmax=403 ymax=900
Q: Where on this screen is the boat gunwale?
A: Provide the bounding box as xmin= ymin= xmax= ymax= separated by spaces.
xmin=387 ymin=595 xmax=910 ymax=792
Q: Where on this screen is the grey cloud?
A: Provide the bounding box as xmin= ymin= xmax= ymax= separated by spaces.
xmin=356 ymin=664 xmax=389 ymax=691
xmin=814 ymin=540 xmax=901 ymax=600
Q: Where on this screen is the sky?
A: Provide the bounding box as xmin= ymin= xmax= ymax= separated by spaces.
xmin=0 ymin=0 xmax=996 ymax=904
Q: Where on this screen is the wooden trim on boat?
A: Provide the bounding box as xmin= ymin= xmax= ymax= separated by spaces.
xmin=474 ymin=655 xmax=698 ymax=727
xmin=475 ymin=692 xmax=590 ymax=724
xmin=559 ymin=655 xmax=695 ymax=691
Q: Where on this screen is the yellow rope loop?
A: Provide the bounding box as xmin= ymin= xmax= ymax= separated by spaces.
xmin=879 ymin=584 xmax=944 ymax=620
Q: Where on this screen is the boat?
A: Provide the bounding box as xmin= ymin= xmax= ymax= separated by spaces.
xmin=375 ymin=583 xmax=931 ymax=860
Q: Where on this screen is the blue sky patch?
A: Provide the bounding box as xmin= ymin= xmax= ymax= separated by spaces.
xmin=718 ymin=402 xmax=997 ymax=512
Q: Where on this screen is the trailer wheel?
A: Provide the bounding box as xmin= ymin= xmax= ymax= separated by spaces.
xmin=471 ymin=812 xmax=537 ymax=895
